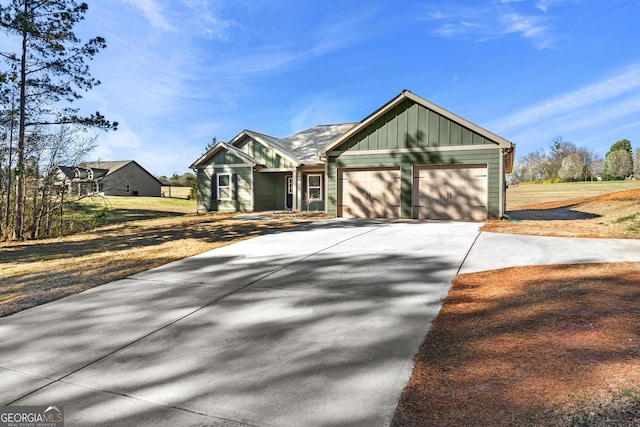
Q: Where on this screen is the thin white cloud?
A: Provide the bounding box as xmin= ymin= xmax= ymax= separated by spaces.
xmin=209 ymin=48 xmax=299 ymax=78
xmin=490 ymin=64 xmax=640 ymax=132
xmin=121 ymin=0 xmax=175 ymax=31
xmin=311 ymin=9 xmax=379 ymax=56
xmin=424 ymin=2 xmax=555 ymax=49
xmin=289 ymin=92 xmax=354 ymax=133
xmin=506 ymin=94 xmax=640 ymax=148
xmin=535 ymin=0 xmax=564 ymax=13
xmin=182 ymin=0 xmax=237 ymax=40
xmin=500 ymin=13 xmax=553 ymax=48
xmin=580 ymin=119 xmax=640 ymax=148
xmin=204 ymin=10 xmax=379 ymax=91
xmin=490 ymin=64 xmax=640 ymax=155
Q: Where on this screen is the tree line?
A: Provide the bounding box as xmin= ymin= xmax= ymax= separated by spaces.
xmin=158 ymin=172 xmax=197 ymax=199
xmin=510 ymin=137 xmax=639 ymax=184
xmin=0 ymin=1 xmax=115 ymax=240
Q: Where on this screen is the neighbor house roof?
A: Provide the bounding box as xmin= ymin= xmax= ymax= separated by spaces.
xmin=318 ymin=90 xmax=515 ymax=155
xmin=55 ymin=166 xmax=74 ymax=179
xmin=76 ymin=160 xmax=162 ymax=184
xmin=78 ymin=160 xmax=132 ymax=175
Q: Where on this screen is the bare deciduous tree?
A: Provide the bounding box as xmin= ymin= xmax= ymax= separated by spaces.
xmin=0 ymin=0 xmax=116 ymax=239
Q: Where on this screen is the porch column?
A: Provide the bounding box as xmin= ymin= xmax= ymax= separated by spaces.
xmin=293 ymin=170 xmax=302 ymax=211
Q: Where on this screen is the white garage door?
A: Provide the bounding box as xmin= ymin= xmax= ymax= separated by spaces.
xmin=413 ymin=165 xmax=488 ymax=220
xmin=339 ymin=169 xmax=401 ymax=219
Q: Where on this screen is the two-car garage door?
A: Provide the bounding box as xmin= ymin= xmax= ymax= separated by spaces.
xmin=338 ymin=165 xmax=488 ymax=220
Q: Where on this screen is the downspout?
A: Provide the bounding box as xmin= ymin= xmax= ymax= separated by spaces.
xmin=500 ymin=147 xmax=513 ymax=219
xmin=251 ymin=166 xmax=255 ymax=212
xmin=499 ymin=149 xmax=505 ymax=219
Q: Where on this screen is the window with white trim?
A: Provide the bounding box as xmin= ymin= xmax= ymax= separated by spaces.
xmin=217 ymin=173 xmax=231 ymax=200
xmin=306 ymin=174 xmax=322 ymax=201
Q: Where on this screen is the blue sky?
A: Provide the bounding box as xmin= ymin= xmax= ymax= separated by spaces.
xmin=68 ymin=0 xmax=640 ymax=176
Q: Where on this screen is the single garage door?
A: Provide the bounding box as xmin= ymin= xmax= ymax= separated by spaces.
xmin=339 ymin=169 xmax=401 ymax=218
xmin=413 ymin=165 xmax=488 ymax=220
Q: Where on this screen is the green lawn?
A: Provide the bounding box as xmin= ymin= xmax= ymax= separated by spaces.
xmin=75 ymin=196 xmax=197 ymax=225
xmin=93 ymin=196 xmax=197 ymax=212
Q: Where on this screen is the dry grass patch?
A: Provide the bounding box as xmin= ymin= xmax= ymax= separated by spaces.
xmin=483 ymin=188 xmax=640 ymax=238
xmin=0 ymin=212 xmax=311 ymax=317
xmin=393 ymin=263 xmax=640 ymax=427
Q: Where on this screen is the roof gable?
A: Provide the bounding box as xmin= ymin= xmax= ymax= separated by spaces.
xmin=190 ymin=141 xmax=257 ymax=169
xmin=320 ymin=90 xmax=513 ymax=155
xmin=233 ymin=131 xmax=299 ymax=167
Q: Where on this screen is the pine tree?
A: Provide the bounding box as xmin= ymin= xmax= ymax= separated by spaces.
xmin=0 ymin=0 xmax=117 ymax=239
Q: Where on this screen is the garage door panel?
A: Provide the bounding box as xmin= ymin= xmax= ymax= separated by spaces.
xmin=339 ymin=169 xmax=400 ymax=219
xmin=413 ymin=165 xmax=487 ymax=220
xmin=339 ymin=174 xmax=369 ymax=218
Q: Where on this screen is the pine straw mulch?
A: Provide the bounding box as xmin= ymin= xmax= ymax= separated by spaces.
xmin=393 ymin=262 xmax=640 ymax=427
xmin=482 ymin=189 xmax=640 ymax=239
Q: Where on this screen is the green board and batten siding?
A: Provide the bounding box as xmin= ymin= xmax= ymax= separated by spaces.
xmin=326 ymin=98 xmax=503 ymax=219
xmin=254 ymin=173 xmax=288 ymax=211
xmin=195 ymin=137 xmax=297 ymax=212
xmin=195 ymin=148 xmax=253 ymax=212
xmin=338 ymin=99 xmax=495 ymax=152
xmin=235 ymin=137 xmax=296 ymax=169
xmin=196 ymin=165 xmax=253 ymax=212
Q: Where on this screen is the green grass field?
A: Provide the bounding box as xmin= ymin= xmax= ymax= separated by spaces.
xmin=76 ymin=195 xmax=197 ymax=225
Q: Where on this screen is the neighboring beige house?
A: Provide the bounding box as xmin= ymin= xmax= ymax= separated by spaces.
xmin=54 ymin=160 xmax=162 ymax=197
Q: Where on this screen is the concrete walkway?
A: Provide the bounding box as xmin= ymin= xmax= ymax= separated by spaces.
xmin=459 ymin=231 xmax=640 ymax=274
xmin=0 ymin=221 xmax=482 ymax=426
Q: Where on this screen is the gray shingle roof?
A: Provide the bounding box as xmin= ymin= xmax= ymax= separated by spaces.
xmin=78 ymin=160 xmax=132 ymax=176
xmin=193 ymin=123 xmax=357 ymax=169
xmin=282 ymin=123 xmax=358 ymax=164
xmin=244 ymin=123 xmax=357 ymax=165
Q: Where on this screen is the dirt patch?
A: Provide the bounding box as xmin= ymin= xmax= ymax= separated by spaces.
xmin=483 ymin=189 xmax=640 ymax=238
xmin=393 ymin=263 xmax=640 ymax=427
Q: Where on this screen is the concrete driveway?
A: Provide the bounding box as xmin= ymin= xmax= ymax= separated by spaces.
xmin=0 ymin=220 xmax=482 ymax=426
xmin=3 ymin=221 xmax=640 ymax=426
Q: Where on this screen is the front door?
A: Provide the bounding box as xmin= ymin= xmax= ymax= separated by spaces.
xmin=285 ymin=176 xmax=293 ymax=209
